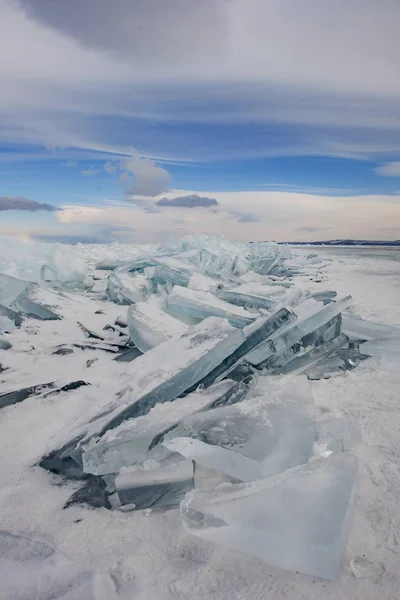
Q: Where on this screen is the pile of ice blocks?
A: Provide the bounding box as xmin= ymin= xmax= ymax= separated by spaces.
xmin=2 ymin=235 xmax=400 ymax=580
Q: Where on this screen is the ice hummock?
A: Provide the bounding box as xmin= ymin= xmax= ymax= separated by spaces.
xmin=82 ymin=380 xmax=247 ymax=476
xmin=41 ymin=317 xmax=244 ymax=477
xmin=158 ymin=378 xmax=316 ymax=480
xmin=181 ymin=454 xmax=357 ymax=580
xmin=0 ymin=233 xmax=376 ymax=582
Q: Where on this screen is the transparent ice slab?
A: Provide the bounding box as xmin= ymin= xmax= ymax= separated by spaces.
xmin=82 ymin=380 xmax=247 ymax=476
xmin=216 ymin=288 xmax=278 ymax=310
xmin=158 ymin=378 xmax=315 ymax=479
xmin=164 ymin=437 xmax=263 ymax=482
xmin=306 ymin=343 xmax=370 ymax=380
xmin=167 ymin=285 xmax=255 ymax=328
xmin=106 ymin=271 xmax=153 ymax=305
xmin=181 ymin=453 xmax=357 ymax=580
xmin=0 ymin=273 xmax=59 ymax=320
xmin=342 ymin=313 xmax=400 ymax=341
xmin=147 ymin=256 xmax=195 ymax=288
xmin=0 ymin=272 xmax=34 ymax=306
xmin=127 ymin=297 xmax=187 ymax=352
xmin=269 ymin=333 xmax=349 ymax=375
xmin=42 ymin=318 xmax=245 ymax=477
xmin=115 ymin=457 xmax=194 ymax=509
xmin=185 ymin=307 xmax=295 ymax=389
xmin=246 ymin=295 xmax=352 ymax=365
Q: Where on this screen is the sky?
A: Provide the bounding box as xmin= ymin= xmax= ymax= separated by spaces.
xmin=0 ymin=0 xmax=400 ymax=243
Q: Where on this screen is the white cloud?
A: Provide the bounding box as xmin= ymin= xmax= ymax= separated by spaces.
xmin=375 ymin=162 xmax=400 ymax=177
xmin=81 ymin=166 xmax=100 ymax=176
xmin=123 ymin=155 xmax=171 ymax=197
xmin=53 ymin=190 xmax=400 ymax=243
xmin=104 ymin=161 xmax=117 ymax=173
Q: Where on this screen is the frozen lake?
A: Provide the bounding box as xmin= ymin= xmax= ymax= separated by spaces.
xmin=0 ymin=239 xmax=399 ymax=600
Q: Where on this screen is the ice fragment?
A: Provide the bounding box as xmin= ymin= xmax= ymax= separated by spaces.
xmin=181 ymin=454 xmax=357 ymax=580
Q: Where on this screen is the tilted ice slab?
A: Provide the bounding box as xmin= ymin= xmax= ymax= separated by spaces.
xmin=127 ymin=297 xmax=187 ymax=352
xmin=146 ymin=256 xmax=195 ymax=288
xmin=216 ymin=288 xmax=279 ymax=310
xmin=0 ymin=273 xmax=59 ymax=320
xmin=167 ymin=285 xmax=255 ymax=328
xmin=41 ymin=317 xmax=245 ymax=476
xmin=270 ymin=333 xmax=349 ymax=376
xmin=186 ymin=307 xmax=295 ymax=389
xmin=165 ymin=437 xmax=263 ymax=482
xmin=82 ymin=380 xmax=247 ymax=476
xmin=106 ymin=271 xmax=153 ymax=305
xmin=246 ymin=295 xmax=352 ymax=365
xmin=158 ymin=378 xmax=315 ymax=479
xmin=115 ymin=457 xmax=194 ymax=509
xmin=181 ymin=453 xmax=357 ymax=580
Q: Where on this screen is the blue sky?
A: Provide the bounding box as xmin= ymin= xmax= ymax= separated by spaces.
xmin=0 ymin=0 xmax=400 ymax=243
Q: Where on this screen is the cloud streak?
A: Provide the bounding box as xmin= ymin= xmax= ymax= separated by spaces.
xmin=0 ymin=0 xmax=399 ymax=165
xmin=0 ymin=196 xmax=58 ymax=212
xmin=156 ymin=194 xmax=217 ymax=208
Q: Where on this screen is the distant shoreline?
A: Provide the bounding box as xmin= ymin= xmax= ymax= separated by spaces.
xmin=281 ymin=240 xmax=400 ymax=247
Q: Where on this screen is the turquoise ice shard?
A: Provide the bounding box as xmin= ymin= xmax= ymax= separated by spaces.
xmin=83 ymin=317 xmax=245 ymax=438
xmin=185 ymin=307 xmax=295 ymax=389
xmin=215 ymin=288 xmax=279 ymax=310
xmin=246 ymin=295 xmax=352 ymax=365
xmin=164 ymin=437 xmax=263 ymax=482
xmin=270 ymin=333 xmax=349 ymax=375
xmin=167 ymin=285 xmax=255 ymax=328
xmin=0 ymin=273 xmax=59 ymax=320
xmin=115 ymin=457 xmax=194 ymax=509
xmin=81 ymin=380 xmax=246 ymax=476
xmin=127 ymin=297 xmax=187 ymax=352
xmin=0 ymin=272 xmax=33 ymax=306
xmin=106 ymin=271 xmax=153 ymax=305
xmin=147 ymin=256 xmax=194 ymax=287
xmin=159 ymin=378 xmax=315 ymax=478
xmin=181 ymin=453 xmax=357 ymax=580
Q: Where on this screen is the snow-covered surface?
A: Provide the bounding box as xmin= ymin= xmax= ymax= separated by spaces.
xmin=1 ymin=244 xmax=400 ymax=599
